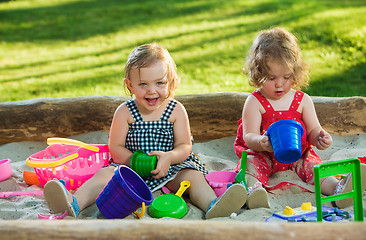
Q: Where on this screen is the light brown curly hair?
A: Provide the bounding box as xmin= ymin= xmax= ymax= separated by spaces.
xmin=123 ymin=43 xmax=180 ymax=97
xmin=245 ymin=27 xmax=309 ymax=89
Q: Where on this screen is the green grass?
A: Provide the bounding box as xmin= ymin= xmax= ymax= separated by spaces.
xmin=0 ymin=0 xmax=365 ymax=102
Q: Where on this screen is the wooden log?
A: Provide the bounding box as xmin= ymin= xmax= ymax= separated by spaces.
xmin=0 ymin=93 xmax=365 ymax=145
xmin=0 ymin=220 xmax=365 ymax=240
xmin=0 ymin=96 xmax=123 ymax=145
xmin=312 ymin=96 xmax=366 ymax=135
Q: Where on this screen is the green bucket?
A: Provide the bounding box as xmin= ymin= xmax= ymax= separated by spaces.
xmin=130 ymin=150 xmax=157 ymax=178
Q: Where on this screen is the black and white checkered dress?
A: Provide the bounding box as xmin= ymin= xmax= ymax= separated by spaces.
xmin=125 ymin=99 xmax=207 ymax=192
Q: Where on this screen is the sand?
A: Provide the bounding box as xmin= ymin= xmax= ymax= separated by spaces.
xmin=0 ymin=131 xmax=365 ymax=222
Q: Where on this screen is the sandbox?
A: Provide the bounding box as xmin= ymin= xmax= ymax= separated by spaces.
xmin=0 ymin=92 xmax=365 ymax=239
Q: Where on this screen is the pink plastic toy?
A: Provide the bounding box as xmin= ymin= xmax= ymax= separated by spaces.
xmin=0 ymin=159 xmax=12 ymax=182
xmin=0 ymin=190 xmax=43 ymax=198
xmin=26 ymin=138 xmax=110 ymax=190
xmin=205 ymin=171 xmax=237 ymax=197
xmin=161 ymin=186 xmax=172 ymax=194
xmin=38 ymin=211 xmax=67 ymax=220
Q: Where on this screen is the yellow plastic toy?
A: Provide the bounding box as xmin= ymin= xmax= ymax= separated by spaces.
xmin=283 ymin=206 xmax=295 ymax=215
xmin=301 ymin=202 xmax=312 ymax=211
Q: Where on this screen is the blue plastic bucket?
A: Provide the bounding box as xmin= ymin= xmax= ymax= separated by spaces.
xmin=96 ymin=165 xmax=153 ymax=219
xmin=267 ymin=119 xmax=304 ymax=163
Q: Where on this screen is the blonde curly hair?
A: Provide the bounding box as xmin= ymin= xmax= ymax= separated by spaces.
xmin=245 ymin=27 xmax=309 ymax=89
xmin=123 ymin=43 xmax=180 ymax=97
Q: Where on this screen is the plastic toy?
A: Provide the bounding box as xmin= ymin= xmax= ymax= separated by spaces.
xmin=0 ymin=159 xmax=12 ymax=182
xmin=235 ymin=151 xmax=248 ymax=190
xmin=161 ymin=186 xmax=171 ymax=194
xmin=358 ymin=156 xmax=366 ymax=164
xmin=130 ymin=150 xmax=157 ymax=178
xmin=0 ymin=190 xmax=43 ymax=198
xmin=314 ymin=158 xmax=364 ymax=222
xmin=205 ymin=171 xmax=236 ymax=197
xmin=26 ymin=138 xmax=110 ymax=190
xmin=282 ymin=206 xmax=295 ymax=215
xmin=266 ymin=203 xmax=351 ymax=222
xmin=23 ymin=171 xmax=40 ymax=185
xmin=322 ymin=207 xmax=351 ymax=222
xmin=267 ymin=119 xmax=304 ymax=163
xmin=38 ymin=211 xmax=67 ymax=220
xmin=300 ymin=202 xmax=312 ymax=211
xmin=96 ymin=165 xmax=153 ymax=219
xmin=149 ymin=180 xmax=190 ymax=219
xmin=206 ymin=151 xmax=249 ymax=196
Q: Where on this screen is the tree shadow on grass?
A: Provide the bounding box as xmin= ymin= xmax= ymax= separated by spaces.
xmin=0 ymin=0 xmax=221 ymax=42
xmin=2 ymin=0 xmax=362 ymax=43
xmin=3 ymin=72 xmax=120 ymax=102
xmin=1 ymin=4 xmax=334 ymax=84
xmin=1 ymin=0 xmax=346 ymax=72
xmin=1 ymin=0 xmax=365 ymax=99
xmin=305 ymin=62 xmax=366 ymax=97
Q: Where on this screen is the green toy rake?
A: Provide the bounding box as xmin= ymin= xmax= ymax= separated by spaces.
xmin=314 ymin=158 xmax=364 ymax=222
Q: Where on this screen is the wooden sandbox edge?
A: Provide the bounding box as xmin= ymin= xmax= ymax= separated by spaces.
xmin=0 ymin=220 xmax=366 ymax=240
xmin=0 ymin=92 xmax=365 ymax=145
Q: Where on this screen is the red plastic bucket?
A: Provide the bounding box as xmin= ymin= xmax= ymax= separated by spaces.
xmin=96 ymin=165 xmax=153 ymax=219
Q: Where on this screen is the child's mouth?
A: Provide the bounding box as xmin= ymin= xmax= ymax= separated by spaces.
xmin=146 ymin=98 xmax=158 ymax=105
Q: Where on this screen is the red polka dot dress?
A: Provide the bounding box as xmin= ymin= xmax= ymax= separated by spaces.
xmin=234 ymin=90 xmax=322 ymax=192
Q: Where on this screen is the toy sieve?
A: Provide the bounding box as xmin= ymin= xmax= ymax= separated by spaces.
xmin=26 ymin=138 xmax=110 ymax=190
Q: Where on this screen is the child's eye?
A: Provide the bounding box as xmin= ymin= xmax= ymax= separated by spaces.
xmin=139 ymin=83 xmax=147 ymax=86
xmin=157 ymin=81 xmax=167 ymax=86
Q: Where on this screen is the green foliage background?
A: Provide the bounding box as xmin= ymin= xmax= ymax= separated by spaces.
xmin=0 ymin=0 xmax=365 ymax=102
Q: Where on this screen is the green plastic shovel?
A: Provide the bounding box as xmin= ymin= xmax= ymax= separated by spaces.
xmin=235 ymin=151 xmax=247 ymax=190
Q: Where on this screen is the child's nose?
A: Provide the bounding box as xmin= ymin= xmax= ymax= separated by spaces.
xmin=276 ymin=78 xmax=286 ymax=88
xmin=147 ymin=85 xmax=157 ymax=93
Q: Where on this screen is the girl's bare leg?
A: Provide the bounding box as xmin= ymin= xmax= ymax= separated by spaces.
xmin=165 ymin=168 xmax=216 ymax=212
xmin=166 ymin=169 xmax=247 ymax=219
xmin=320 ymin=176 xmax=338 ymax=196
xmin=246 ymin=174 xmax=261 ymax=188
xmin=44 ymin=166 xmax=115 ymax=217
xmin=73 ymin=166 xmax=115 ymax=211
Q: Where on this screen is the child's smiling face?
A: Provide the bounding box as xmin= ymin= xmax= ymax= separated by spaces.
xmin=126 ymin=60 xmax=170 ymax=112
xmin=260 ymin=61 xmax=294 ymax=100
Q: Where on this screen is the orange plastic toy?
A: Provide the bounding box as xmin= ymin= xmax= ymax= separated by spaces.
xmin=23 ymin=171 xmax=40 ymax=185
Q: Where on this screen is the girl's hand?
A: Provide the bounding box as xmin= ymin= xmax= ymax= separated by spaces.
xmin=149 ymin=151 xmax=172 ymax=179
xmin=316 ymin=130 xmax=332 ymax=150
xmin=259 ymin=133 xmax=273 ymax=152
